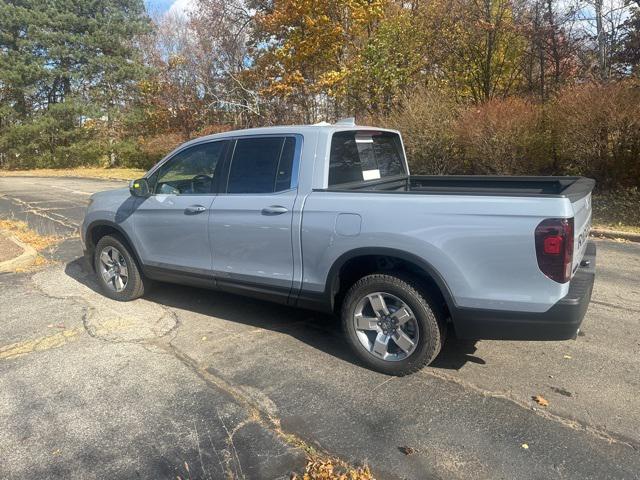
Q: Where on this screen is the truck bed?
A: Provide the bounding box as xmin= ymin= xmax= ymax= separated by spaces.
xmin=324 ymin=175 xmax=595 ymax=202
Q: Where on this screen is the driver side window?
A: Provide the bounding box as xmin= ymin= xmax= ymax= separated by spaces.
xmin=153 ymin=141 xmax=227 ymax=195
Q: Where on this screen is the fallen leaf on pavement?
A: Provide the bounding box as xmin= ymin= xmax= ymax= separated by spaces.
xmin=398 ymin=446 xmax=418 ymax=455
xmin=291 ymin=458 xmax=374 ymax=479
xmin=533 ymin=395 xmax=549 ymax=407
xmin=550 ymin=386 xmax=573 ymax=397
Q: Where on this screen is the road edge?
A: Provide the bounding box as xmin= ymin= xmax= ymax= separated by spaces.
xmin=591 ymin=228 xmax=640 ymax=243
xmin=0 ymin=232 xmax=38 ymax=272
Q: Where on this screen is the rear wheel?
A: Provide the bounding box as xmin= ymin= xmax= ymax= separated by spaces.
xmin=94 ymin=234 xmax=147 ymax=301
xmin=341 ymin=273 xmax=445 ymax=376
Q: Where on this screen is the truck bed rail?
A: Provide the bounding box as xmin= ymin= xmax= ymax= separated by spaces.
xmin=319 ymin=175 xmax=595 ymax=202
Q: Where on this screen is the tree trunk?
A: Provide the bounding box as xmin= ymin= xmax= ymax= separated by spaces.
xmin=546 ymin=0 xmax=561 ymax=87
xmin=535 ymin=0 xmax=546 ymax=101
xmin=483 ymin=0 xmax=494 ymax=100
xmin=594 ymin=0 xmax=607 ymax=80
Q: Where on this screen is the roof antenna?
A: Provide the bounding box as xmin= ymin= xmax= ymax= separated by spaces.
xmin=335 ymin=117 xmax=356 ymax=126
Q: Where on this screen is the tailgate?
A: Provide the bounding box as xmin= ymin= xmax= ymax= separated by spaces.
xmin=570 ymin=191 xmax=593 ymax=275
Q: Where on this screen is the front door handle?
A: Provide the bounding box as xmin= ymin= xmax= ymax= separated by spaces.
xmin=261 ymin=205 xmax=288 ymax=216
xmin=185 ymin=205 xmax=207 ymax=214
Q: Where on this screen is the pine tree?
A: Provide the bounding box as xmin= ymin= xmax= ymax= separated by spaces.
xmin=0 ymin=0 xmax=150 ymax=168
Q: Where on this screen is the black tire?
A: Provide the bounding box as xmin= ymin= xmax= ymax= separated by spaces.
xmin=341 ymin=273 xmax=445 ymax=376
xmin=94 ymin=234 xmax=147 ymax=301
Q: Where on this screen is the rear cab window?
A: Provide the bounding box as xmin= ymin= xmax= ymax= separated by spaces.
xmin=328 ymin=130 xmax=406 ymax=187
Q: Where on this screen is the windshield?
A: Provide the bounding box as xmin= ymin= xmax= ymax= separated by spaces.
xmin=328 ymin=130 xmax=406 ymax=187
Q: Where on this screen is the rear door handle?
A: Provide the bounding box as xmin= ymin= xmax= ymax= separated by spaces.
xmin=261 ymin=205 xmax=288 ymax=216
xmin=185 ymin=205 xmax=207 ymax=214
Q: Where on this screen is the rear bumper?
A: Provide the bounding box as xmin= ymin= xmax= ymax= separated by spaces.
xmin=452 ymin=241 xmax=596 ymax=340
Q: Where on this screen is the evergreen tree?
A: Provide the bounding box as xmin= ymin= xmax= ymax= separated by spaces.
xmin=0 ymin=0 xmax=150 ymax=168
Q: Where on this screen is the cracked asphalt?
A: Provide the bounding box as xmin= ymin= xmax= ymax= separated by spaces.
xmin=0 ymin=176 xmax=639 ymax=480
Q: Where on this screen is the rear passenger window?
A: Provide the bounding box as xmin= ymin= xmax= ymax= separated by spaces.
xmin=328 ymin=131 xmax=406 ymax=187
xmin=227 ymin=137 xmax=297 ymax=194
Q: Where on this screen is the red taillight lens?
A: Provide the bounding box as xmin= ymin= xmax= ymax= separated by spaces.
xmin=543 ymin=236 xmax=562 ymax=254
xmin=535 ymin=218 xmax=574 ymax=283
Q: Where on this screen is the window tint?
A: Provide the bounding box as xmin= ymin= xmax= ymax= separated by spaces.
xmin=154 ymin=141 xmax=226 ymax=195
xmin=227 ymin=136 xmax=297 ymax=194
xmin=275 ymin=137 xmax=296 ymax=192
xmin=328 ymin=131 xmax=405 ymax=187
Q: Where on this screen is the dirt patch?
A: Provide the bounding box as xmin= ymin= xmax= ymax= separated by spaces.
xmin=0 ymin=219 xmax=61 ymax=251
xmin=0 ymin=233 xmax=23 ymax=262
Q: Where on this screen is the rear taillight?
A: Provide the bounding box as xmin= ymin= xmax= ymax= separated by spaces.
xmin=535 ymin=218 xmax=574 ymax=283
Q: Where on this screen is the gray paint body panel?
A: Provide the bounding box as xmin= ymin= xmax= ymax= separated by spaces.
xmin=210 ymin=190 xmax=297 ymax=289
xmin=300 ymin=192 xmax=573 ymax=312
xmin=82 ymin=124 xmax=592 ymax=323
xmin=133 ymin=194 xmax=215 ymax=275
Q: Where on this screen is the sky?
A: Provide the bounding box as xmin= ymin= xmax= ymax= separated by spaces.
xmin=143 ymin=0 xmax=628 ymax=35
xmin=144 ymin=0 xmax=194 ymax=16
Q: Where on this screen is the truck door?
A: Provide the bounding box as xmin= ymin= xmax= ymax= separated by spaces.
xmin=132 ymin=140 xmax=228 ymax=277
xmin=209 ymin=135 xmax=301 ymax=303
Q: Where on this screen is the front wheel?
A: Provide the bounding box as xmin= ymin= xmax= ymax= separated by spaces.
xmin=341 ymin=273 xmax=445 ymax=376
xmin=94 ymin=234 xmax=147 ymax=301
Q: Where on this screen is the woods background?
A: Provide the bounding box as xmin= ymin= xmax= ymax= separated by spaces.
xmin=1 ymin=0 xmax=639 ymax=191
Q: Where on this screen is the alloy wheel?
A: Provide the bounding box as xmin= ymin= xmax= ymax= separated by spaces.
xmin=98 ymin=246 xmax=129 ymax=292
xmin=352 ymin=292 xmax=419 ymax=361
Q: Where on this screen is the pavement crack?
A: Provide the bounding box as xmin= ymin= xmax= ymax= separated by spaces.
xmin=421 ymin=368 xmax=639 ymax=451
xmin=591 ymin=299 xmax=640 ymax=313
xmin=156 ymin=340 xmax=344 ymax=467
xmin=29 ymin=265 xmax=180 ymax=344
xmin=203 ymin=423 xmax=227 ymax=480
xmin=192 ymin=420 xmax=213 ymax=480
xmin=4 ymin=196 xmax=79 ymax=231
xmin=217 ymin=409 xmax=246 ymax=480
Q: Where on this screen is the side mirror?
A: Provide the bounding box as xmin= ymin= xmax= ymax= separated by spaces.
xmin=129 ymin=178 xmax=150 ymax=198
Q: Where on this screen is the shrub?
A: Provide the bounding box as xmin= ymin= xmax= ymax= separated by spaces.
xmin=376 ymin=88 xmax=462 ymax=174
xmin=592 ymin=187 xmax=640 ymax=231
xmin=378 ymin=81 xmax=640 ymax=189
xmin=549 ymin=81 xmax=640 ymax=188
xmin=135 ymin=132 xmax=184 ymax=169
xmin=454 ymin=96 xmax=552 ymax=175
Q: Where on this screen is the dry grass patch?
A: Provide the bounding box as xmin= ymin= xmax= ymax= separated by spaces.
xmin=0 ymin=219 xmax=61 ymax=251
xmin=13 ymin=255 xmax=50 ymax=273
xmin=0 ymin=167 xmax=145 ymax=181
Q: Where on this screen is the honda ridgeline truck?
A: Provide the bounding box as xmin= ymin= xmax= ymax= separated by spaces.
xmin=81 ymin=120 xmax=596 ymax=375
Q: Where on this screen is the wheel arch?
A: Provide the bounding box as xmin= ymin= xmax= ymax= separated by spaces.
xmin=85 ymin=220 xmax=143 ymax=272
xmin=324 ymin=247 xmax=457 ymax=317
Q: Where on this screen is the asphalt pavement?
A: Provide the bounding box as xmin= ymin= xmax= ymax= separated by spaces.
xmin=0 ymin=176 xmax=639 ymax=480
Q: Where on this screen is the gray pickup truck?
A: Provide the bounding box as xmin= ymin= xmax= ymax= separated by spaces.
xmin=81 ymin=120 xmax=596 ymax=375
